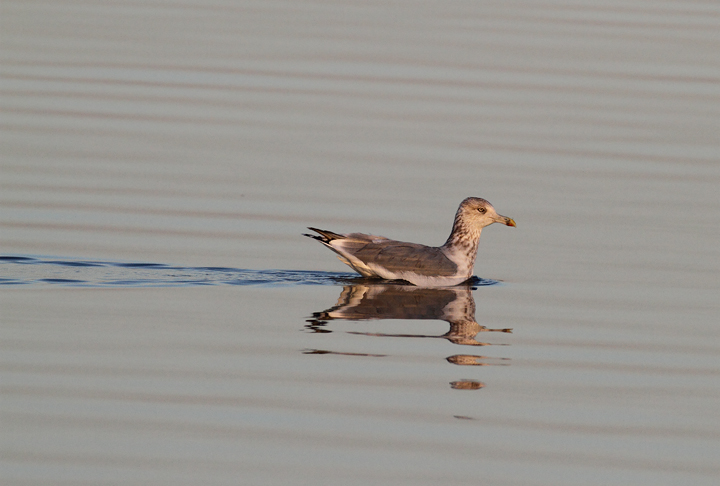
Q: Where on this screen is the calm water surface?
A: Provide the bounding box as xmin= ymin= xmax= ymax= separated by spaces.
xmin=2 ymin=1 xmax=720 ymax=485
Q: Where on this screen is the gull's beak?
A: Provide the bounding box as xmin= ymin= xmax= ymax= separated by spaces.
xmin=497 ymin=215 xmax=516 ymax=227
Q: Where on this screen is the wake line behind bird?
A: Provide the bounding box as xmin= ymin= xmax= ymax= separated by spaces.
xmin=305 ymin=197 xmax=515 ymax=287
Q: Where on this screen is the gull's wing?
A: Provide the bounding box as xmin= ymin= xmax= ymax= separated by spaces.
xmin=338 ymin=235 xmax=458 ymax=277
xmin=304 ymin=227 xmax=458 ymax=278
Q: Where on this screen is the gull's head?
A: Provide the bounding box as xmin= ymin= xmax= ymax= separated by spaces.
xmin=457 ymin=197 xmax=516 ymax=229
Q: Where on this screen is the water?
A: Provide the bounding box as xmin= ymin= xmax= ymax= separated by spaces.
xmin=0 ymin=255 xmax=363 ymax=287
xmin=2 ymin=1 xmax=720 ymax=485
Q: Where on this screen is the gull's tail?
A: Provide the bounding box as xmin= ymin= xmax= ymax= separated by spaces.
xmin=303 ymin=227 xmax=345 ymax=243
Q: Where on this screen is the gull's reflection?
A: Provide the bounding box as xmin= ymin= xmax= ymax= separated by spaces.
xmin=306 ymin=282 xmax=511 ymax=389
xmin=307 ymin=283 xmax=511 ymax=345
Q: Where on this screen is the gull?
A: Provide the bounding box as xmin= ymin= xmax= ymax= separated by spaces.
xmin=304 ymin=197 xmax=515 ymax=287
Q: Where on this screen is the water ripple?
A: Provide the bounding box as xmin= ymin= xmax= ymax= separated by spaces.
xmin=1 ymin=255 xmax=501 ymax=288
xmin=0 ymin=255 xmax=353 ymax=287
xmin=0 ymin=255 xmax=499 ymax=288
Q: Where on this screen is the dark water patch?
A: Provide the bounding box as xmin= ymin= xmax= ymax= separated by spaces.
xmin=468 ymin=276 xmax=500 ymax=287
xmin=45 ymin=260 xmax=105 ymax=267
xmin=115 ymin=262 xmax=171 ymax=269
xmin=0 ymin=256 xmax=37 ymax=262
xmin=103 ymin=280 xmax=153 ymax=286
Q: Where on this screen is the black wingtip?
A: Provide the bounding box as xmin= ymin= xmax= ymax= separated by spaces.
xmin=304 ymin=227 xmax=344 ymax=243
xmin=303 ymin=227 xmax=323 ymax=241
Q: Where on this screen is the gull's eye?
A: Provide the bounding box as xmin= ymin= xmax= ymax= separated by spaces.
xmin=477 ymin=207 xmax=486 ymax=214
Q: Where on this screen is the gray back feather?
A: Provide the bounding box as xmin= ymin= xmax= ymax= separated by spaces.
xmin=349 ymin=240 xmax=458 ymax=277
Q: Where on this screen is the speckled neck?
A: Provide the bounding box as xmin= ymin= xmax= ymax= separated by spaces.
xmin=441 ymin=211 xmax=482 ymax=271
